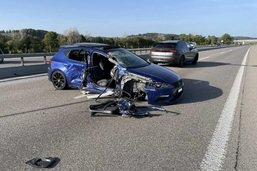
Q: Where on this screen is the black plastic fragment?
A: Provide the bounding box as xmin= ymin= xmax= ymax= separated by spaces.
xmin=25 ymin=157 xmax=60 ymax=169
xmin=89 ymin=98 xmax=170 ymax=117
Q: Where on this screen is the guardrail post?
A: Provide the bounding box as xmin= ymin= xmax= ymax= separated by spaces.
xmin=43 ymin=56 xmax=47 ymax=64
xmin=21 ymin=57 xmax=24 ymax=66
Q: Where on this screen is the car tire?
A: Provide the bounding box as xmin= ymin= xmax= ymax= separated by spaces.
xmin=51 ymin=71 xmax=67 ymax=90
xmin=0 ymin=57 xmax=3 ymax=63
xmin=178 ymin=56 xmax=185 ymax=67
xmin=192 ymin=54 xmax=198 ymax=65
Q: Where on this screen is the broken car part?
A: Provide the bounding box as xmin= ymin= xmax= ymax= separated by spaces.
xmin=89 ymin=98 xmax=168 ymax=117
xmin=25 ymin=157 xmax=60 ymax=169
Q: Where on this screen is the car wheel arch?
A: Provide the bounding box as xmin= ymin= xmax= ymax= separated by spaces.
xmin=178 ymin=55 xmax=185 ymax=67
xmin=50 ymin=69 xmax=69 ymax=89
xmin=192 ymin=53 xmax=199 ymax=64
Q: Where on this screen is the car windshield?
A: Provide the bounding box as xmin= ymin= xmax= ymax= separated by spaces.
xmin=155 ymin=43 xmax=176 ymax=49
xmin=107 ymin=48 xmax=149 ymax=68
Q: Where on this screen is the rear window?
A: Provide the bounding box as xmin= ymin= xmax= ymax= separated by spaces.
xmin=154 ymin=43 xmax=176 ymax=49
xmin=67 ymin=49 xmax=89 ymax=62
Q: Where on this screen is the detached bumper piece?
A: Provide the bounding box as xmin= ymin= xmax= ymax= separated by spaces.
xmin=89 ymin=98 xmax=167 ymax=117
xmin=25 ymin=157 xmax=60 ymax=169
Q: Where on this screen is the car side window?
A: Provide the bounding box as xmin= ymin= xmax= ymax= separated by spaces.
xmin=177 ymin=42 xmax=181 ymax=50
xmin=182 ymin=42 xmax=189 ymax=51
xmin=68 ymin=49 xmax=89 ymax=62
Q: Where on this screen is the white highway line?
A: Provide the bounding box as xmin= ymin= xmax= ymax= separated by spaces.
xmin=200 ymin=48 xmax=250 ymax=171
xmin=74 ymin=91 xmax=114 ymax=99
xmin=199 ymin=56 xmax=210 ymax=61
xmin=200 ymin=49 xmax=235 ymax=61
xmin=74 ymin=94 xmax=87 ymax=99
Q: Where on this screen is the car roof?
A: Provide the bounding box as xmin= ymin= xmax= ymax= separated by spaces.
xmin=159 ymin=40 xmax=180 ymax=43
xmin=60 ymin=42 xmax=110 ymax=49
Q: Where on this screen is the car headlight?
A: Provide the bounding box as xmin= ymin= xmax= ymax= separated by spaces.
xmin=151 ymin=80 xmax=170 ymax=88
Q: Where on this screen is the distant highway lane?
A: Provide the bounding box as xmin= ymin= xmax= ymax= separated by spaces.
xmin=0 ymin=46 xmax=257 ymax=171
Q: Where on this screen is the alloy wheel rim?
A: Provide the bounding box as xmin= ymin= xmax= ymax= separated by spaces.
xmin=52 ymin=72 xmax=65 ymax=88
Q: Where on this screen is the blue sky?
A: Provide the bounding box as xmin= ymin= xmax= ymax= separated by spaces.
xmin=1 ymin=0 xmax=257 ymax=37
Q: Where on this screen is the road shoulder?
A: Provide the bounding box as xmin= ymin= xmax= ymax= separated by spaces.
xmin=236 ymin=45 xmax=257 ymax=170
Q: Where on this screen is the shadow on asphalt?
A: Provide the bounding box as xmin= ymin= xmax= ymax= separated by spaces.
xmin=91 ymin=113 xmax=163 ymax=118
xmin=184 ymin=61 xmax=230 ymax=68
xmin=179 ymin=78 xmax=223 ymax=104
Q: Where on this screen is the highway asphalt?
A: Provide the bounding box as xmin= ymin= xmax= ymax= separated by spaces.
xmin=0 ymin=46 xmax=256 ymax=171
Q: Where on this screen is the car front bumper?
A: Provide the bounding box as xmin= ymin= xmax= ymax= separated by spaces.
xmin=145 ymin=83 xmax=184 ymax=105
xmin=150 ymin=55 xmax=178 ymax=64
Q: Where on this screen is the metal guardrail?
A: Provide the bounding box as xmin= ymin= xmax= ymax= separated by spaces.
xmin=0 ymin=50 xmax=150 ymax=66
xmin=0 ymin=45 xmax=237 ymax=66
xmin=0 ymin=52 xmax=55 ymax=66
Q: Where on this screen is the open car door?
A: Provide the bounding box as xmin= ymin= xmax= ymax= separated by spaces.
xmin=81 ymin=50 xmax=117 ymax=94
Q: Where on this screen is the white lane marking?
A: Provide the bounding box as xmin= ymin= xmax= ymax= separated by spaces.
xmin=200 ymin=48 xmax=250 ymax=171
xmin=199 ymin=56 xmax=210 ymax=61
xmin=74 ymin=91 xmax=114 ymax=99
xmin=200 ymin=48 xmax=235 ymax=61
xmin=86 ymin=91 xmax=113 ymax=99
xmin=74 ymin=94 xmax=87 ymax=99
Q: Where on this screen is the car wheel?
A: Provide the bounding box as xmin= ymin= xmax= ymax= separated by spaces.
xmin=178 ymin=56 xmax=185 ymax=67
xmin=51 ymin=71 xmax=67 ymax=90
xmin=0 ymin=57 xmax=3 ymax=63
xmin=192 ymin=55 xmax=198 ymax=65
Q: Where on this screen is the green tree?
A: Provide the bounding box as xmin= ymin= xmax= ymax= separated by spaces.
xmin=193 ymin=35 xmax=206 ymax=45
xmin=57 ymin=35 xmax=67 ymax=45
xmin=179 ymin=34 xmax=188 ymax=41
xmin=31 ymin=37 xmax=43 ymax=52
xmin=20 ymin=36 xmax=32 ymax=53
xmin=43 ymin=31 xmax=59 ymax=52
xmin=220 ymin=33 xmax=233 ymax=44
xmin=0 ymin=33 xmax=7 ymax=52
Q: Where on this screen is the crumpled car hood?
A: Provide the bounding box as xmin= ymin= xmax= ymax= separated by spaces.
xmin=126 ymin=64 xmax=181 ymax=84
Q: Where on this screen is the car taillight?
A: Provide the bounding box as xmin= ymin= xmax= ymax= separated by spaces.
xmin=151 ymin=48 xmax=158 ymax=52
xmin=151 ymin=48 xmax=176 ymax=53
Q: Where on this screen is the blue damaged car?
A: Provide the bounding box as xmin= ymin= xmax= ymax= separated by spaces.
xmin=48 ymin=43 xmax=183 ymax=104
